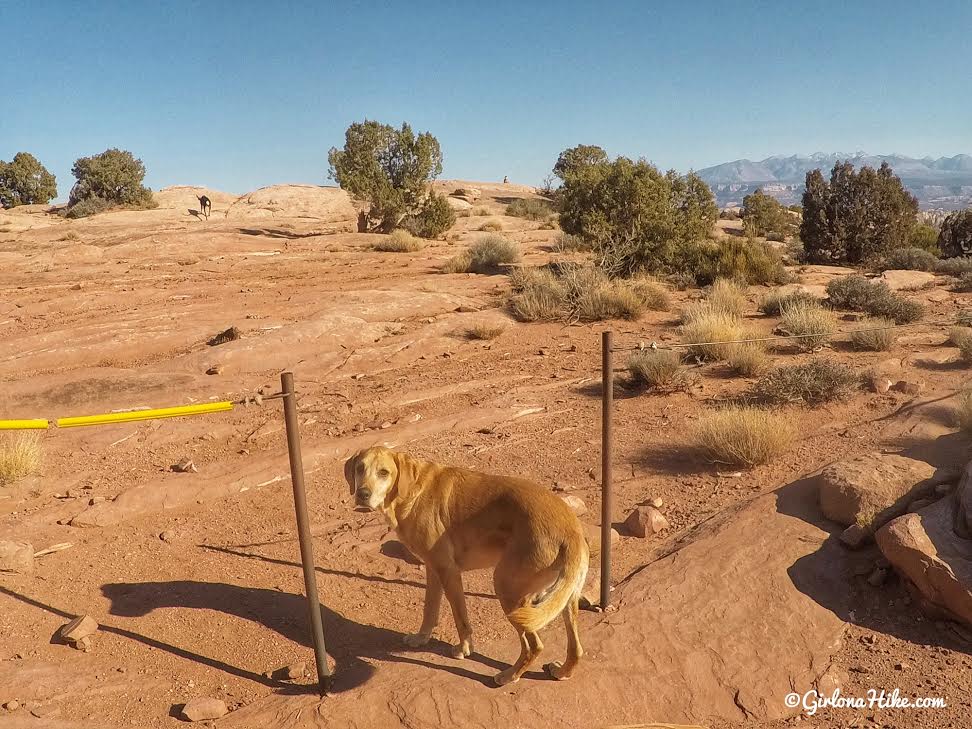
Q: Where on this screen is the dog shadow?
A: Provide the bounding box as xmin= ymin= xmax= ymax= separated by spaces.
xmin=101 ymin=580 xmax=513 ymax=692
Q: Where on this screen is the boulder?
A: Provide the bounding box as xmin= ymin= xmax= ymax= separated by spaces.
xmin=624 ymin=506 xmax=670 ymax=537
xmin=181 ymin=697 xmax=228 ymax=722
xmin=876 ymin=498 xmax=972 ymax=628
xmin=449 ymin=187 xmax=481 ymax=203
xmin=559 ymin=494 xmax=588 ymax=516
xmin=880 ymin=269 xmax=936 ymax=291
xmin=0 ymin=541 xmax=33 ymax=574
xmin=816 ymin=453 xmax=936 ymax=533
xmin=954 ymin=462 xmax=972 ymax=539
xmin=444 ymin=197 xmax=472 ymax=213
xmin=222 ymin=185 xmax=357 ymax=231
xmin=56 ymin=615 xmax=98 ymax=644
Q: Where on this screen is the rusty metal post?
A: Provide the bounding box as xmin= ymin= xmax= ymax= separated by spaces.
xmin=280 ymin=371 xmax=331 ymax=694
xmin=600 ymin=331 xmax=613 ymax=610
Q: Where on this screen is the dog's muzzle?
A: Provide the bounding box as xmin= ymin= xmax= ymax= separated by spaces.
xmin=354 ymin=488 xmax=374 ymax=511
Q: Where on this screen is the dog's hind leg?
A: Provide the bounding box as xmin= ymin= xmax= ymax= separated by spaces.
xmin=543 ymin=596 xmax=583 ymax=680
xmin=494 ymin=627 xmax=544 ymax=686
xmin=403 ymin=566 xmax=442 ymax=647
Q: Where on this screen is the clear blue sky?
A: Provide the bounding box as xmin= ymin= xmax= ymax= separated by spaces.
xmin=3 ymin=1 xmax=970 ymax=198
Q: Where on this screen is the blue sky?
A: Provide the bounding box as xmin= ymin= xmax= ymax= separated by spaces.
xmin=2 ymin=1 xmax=970 ymax=197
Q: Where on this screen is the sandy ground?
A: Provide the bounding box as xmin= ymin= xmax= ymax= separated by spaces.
xmin=0 ymin=183 xmax=970 ymax=728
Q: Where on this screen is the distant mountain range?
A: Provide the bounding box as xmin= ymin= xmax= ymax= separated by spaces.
xmin=696 ymin=153 xmax=972 ymax=210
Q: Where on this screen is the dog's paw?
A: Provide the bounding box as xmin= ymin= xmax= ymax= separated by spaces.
xmin=403 ymin=632 xmax=431 ymax=648
xmin=492 ymin=668 xmax=519 ymax=687
xmin=450 ymin=639 xmax=473 ymax=659
xmin=543 ymin=661 xmax=572 ymax=680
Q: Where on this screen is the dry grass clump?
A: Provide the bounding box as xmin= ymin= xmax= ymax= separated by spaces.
xmin=564 ymin=267 xmax=644 ymax=322
xmin=373 ymin=229 xmax=426 ymax=252
xmin=753 ymin=359 xmax=860 ymax=405
xmin=779 ymin=300 xmax=837 ymax=351
xmin=954 ymin=390 xmax=972 ymax=434
xmin=467 ymin=322 xmax=506 ymax=340
xmin=949 ymin=327 xmax=972 ymax=363
xmin=479 ymin=219 xmax=503 ymax=232
xmin=706 ymin=278 xmax=747 ymax=318
xmin=58 ymin=230 xmax=82 ymax=242
xmin=470 ymin=206 xmax=491 ymax=216
xmin=555 ymin=233 xmax=592 ymax=253
xmin=849 ymin=317 xmax=897 ymax=351
xmin=0 ymin=432 xmax=41 ymax=485
xmin=694 ymin=406 xmax=795 ymax=467
xmin=628 ymin=276 xmax=671 ymax=312
xmin=509 ymin=268 xmax=566 ymax=321
xmin=726 ymin=342 xmax=769 ymax=376
xmin=679 ymin=311 xmax=750 ymax=361
xmin=759 ymin=289 xmax=820 ymax=316
xmin=443 ymin=234 xmax=520 ymax=274
xmin=627 ymin=349 xmax=686 ymax=391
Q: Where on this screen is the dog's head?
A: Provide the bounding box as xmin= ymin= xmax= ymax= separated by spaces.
xmin=343 ymin=446 xmax=412 ymax=512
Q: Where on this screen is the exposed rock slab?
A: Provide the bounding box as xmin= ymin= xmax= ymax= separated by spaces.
xmin=876 ymin=497 xmax=972 ymax=627
xmin=880 ymin=269 xmax=937 ymax=291
xmin=220 ymin=478 xmax=847 ymax=728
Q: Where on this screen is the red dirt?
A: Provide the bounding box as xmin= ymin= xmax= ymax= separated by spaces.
xmin=1 ymin=184 xmax=970 ymax=728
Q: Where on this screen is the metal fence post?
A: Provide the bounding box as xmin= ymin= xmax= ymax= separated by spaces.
xmin=600 ymin=331 xmax=613 ymax=610
xmin=280 ymin=371 xmax=331 ymax=695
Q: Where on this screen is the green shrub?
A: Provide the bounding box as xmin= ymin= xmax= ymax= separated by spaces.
xmin=936 ymin=257 xmax=972 ymax=277
xmin=742 ymin=188 xmax=794 ymax=238
xmin=509 ymin=264 xmax=655 ymax=323
xmin=400 ymin=193 xmax=456 ymax=238
xmin=754 ymin=360 xmax=860 ymax=405
xmin=69 ymin=148 xmax=155 ymax=209
xmin=849 ymin=317 xmax=897 ymax=351
xmin=328 ymin=120 xmax=443 ymax=232
xmin=688 ymin=238 xmax=789 ymax=286
xmin=826 ymin=274 xmax=923 ymax=324
xmin=694 ymin=406 xmax=795 ymax=467
xmin=880 ymin=246 xmax=938 ymax=272
xmin=64 ymin=196 xmax=110 ymax=219
xmin=759 ymin=289 xmax=820 ymax=316
xmin=938 ymin=209 xmax=972 ymax=259
xmin=779 ymin=300 xmax=837 ymax=351
xmin=955 ymin=272 xmax=972 ymax=292
xmin=866 ymin=293 xmax=924 ymax=324
xmin=0 ymin=152 xmax=57 ymax=208
xmin=627 ymin=350 xmax=685 ymax=390
xmin=505 ymin=198 xmax=553 ymax=221
xmin=909 ymin=223 xmax=941 ymax=253
xmin=555 ymin=233 xmax=592 ymax=253
xmin=373 ymin=229 xmax=426 ymax=252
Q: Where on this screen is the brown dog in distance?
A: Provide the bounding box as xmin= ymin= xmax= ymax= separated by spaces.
xmin=344 ymin=446 xmax=589 ymax=686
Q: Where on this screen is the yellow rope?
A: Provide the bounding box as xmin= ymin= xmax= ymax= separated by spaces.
xmin=0 ymin=419 xmax=50 ymax=430
xmin=55 ymin=401 xmax=234 ymax=428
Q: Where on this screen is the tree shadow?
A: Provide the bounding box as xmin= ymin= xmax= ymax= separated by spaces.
xmin=912 ymin=357 xmax=965 ymax=372
xmin=100 ymin=580 xmax=513 ymax=693
xmin=635 ymin=441 xmax=719 ymax=476
xmin=238 ymin=227 xmax=324 ymax=240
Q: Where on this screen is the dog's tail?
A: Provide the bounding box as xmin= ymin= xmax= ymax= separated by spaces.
xmin=506 ymin=530 xmax=588 ymax=633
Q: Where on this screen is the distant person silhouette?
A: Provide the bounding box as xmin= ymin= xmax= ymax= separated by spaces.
xmin=503 ymin=176 xmax=509 ymax=184
xmin=197 ymin=195 xmax=211 ymax=219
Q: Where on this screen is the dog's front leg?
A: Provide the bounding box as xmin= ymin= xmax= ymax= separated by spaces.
xmin=438 ymin=567 xmax=474 ymax=659
xmin=403 ymin=566 xmax=442 ymax=647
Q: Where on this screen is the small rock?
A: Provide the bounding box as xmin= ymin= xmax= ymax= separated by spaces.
xmin=891 ymin=380 xmax=924 ymax=396
xmin=559 ymin=495 xmax=588 ymax=517
xmin=266 ymin=662 xmax=306 ymax=681
xmin=205 ymin=365 xmax=223 ymax=375
xmin=172 ymin=459 xmax=198 ymax=473
xmin=67 ymin=488 xmax=85 ymax=498
xmin=379 ymin=421 xmax=393 ymax=429
xmin=649 ymin=497 xmax=664 ymax=509
xmin=0 ymin=540 xmax=34 ymax=574
xmin=57 ymin=615 xmax=98 ymax=644
xmin=181 ymin=697 xmax=228 ymax=722
xmin=867 ymin=567 xmax=889 ymax=587
xmin=623 ymin=506 xmax=669 ymax=538
xmin=160 ymin=530 xmax=177 ymax=543
xmin=73 ymin=636 xmax=92 ymax=652
xmin=868 ymin=375 xmax=893 ymax=394
xmin=840 ymin=524 xmax=869 ymax=549
xmin=4 ymin=700 xmax=20 ymax=711
xmin=89 ymin=496 xmax=106 ymax=505
xmin=552 ymin=481 xmax=573 ymax=492
xmin=71 ymin=282 xmax=83 ymax=290
xmin=895 ymin=661 xmax=909 ymax=671
xmin=580 ymin=522 xmax=619 ymax=556
xmin=30 ymin=704 xmax=58 ymax=719
xmin=207 ymin=326 xmax=240 ymax=347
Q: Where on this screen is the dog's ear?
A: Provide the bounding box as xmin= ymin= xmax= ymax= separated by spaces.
xmin=390 ymin=450 xmax=417 ymax=502
xmin=343 ymin=452 xmax=359 ymax=495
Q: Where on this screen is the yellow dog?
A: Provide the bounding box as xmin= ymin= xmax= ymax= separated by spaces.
xmin=344 ymin=446 xmax=588 ymax=685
